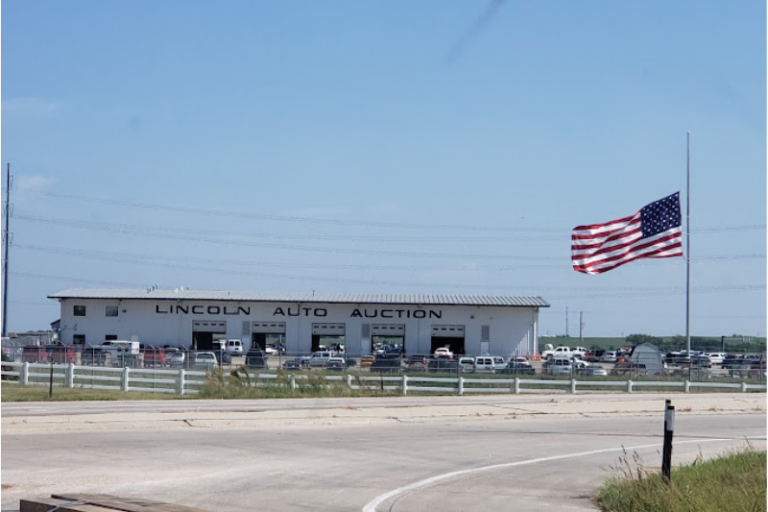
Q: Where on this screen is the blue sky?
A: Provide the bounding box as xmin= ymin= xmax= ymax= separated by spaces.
xmin=2 ymin=1 xmax=765 ymax=337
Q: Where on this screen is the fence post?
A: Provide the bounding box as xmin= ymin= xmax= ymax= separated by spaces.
xmin=684 ymin=380 xmax=690 ymax=393
xmin=402 ymin=374 xmax=408 ymax=396
xmin=289 ymin=374 xmax=296 ymax=390
xmin=741 ymin=381 xmax=748 ymax=393
xmin=121 ymin=367 xmax=130 ymax=391
xmin=347 ymin=374 xmax=353 ymax=390
xmin=514 ymin=377 xmax=520 ymax=395
xmin=627 ymin=380 xmax=633 ymax=394
xmin=177 ymin=369 xmax=185 ymax=395
xmin=21 ymin=362 xmax=29 ymax=386
xmin=458 ymin=376 xmax=464 ymax=396
xmin=570 ymin=378 xmax=577 ymax=394
xmin=66 ymin=363 xmax=75 ymax=388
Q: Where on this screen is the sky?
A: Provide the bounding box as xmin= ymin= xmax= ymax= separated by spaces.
xmin=1 ymin=1 xmax=766 ymax=338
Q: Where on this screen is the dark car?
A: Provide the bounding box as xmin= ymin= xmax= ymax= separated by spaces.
xmin=282 ymin=358 xmax=308 ymax=370
xmin=721 ymin=356 xmax=745 ymax=370
xmin=325 ymin=358 xmax=346 ymax=371
xmin=427 ymin=359 xmax=460 ymax=373
xmin=406 ymin=355 xmax=429 ymax=370
xmin=245 ymin=350 xmax=269 ymax=370
xmin=499 ymin=362 xmax=535 ymax=375
xmin=370 ymin=355 xmax=401 ymax=372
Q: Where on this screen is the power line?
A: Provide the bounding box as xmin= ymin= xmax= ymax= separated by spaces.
xmin=13 ymin=216 xmax=562 ymax=261
xmin=14 ymin=243 xmax=764 ymax=274
xmin=31 ymin=191 xmax=564 ymax=232
xmin=13 ymin=212 xmax=561 ymax=242
xmin=25 ymin=191 xmax=767 ymax=234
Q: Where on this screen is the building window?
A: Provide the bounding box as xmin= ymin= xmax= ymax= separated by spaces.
xmin=73 ymin=334 xmax=86 ymax=345
xmin=74 ymin=305 xmax=86 ymax=317
xmin=105 ymin=335 xmax=117 ymax=341
xmin=106 ymin=306 xmax=118 ymax=317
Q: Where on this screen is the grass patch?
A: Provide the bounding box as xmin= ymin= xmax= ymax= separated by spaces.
xmin=1 ymin=385 xmax=187 ymax=402
xmin=597 ymin=446 xmax=766 ymax=512
xmin=196 ymin=367 xmax=398 ymax=399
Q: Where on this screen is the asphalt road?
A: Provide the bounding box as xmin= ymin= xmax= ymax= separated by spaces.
xmin=2 ymin=395 xmax=765 ymax=512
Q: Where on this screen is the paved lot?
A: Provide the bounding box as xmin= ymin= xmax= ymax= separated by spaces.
xmin=2 ymin=394 xmax=766 ymax=512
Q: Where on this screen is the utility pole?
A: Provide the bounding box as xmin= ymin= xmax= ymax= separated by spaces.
xmin=565 ymin=307 xmax=569 ymax=337
xmin=579 ymin=312 xmax=584 ymax=347
xmin=2 ymin=163 xmax=10 ymax=338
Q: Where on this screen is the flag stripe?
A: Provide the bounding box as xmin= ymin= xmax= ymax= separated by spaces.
xmin=574 ymin=234 xmax=682 ymax=270
xmin=573 ymin=243 xmax=683 ymax=274
xmin=571 ymin=193 xmax=683 ymax=274
xmin=572 ymin=228 xmax=682 ymax=266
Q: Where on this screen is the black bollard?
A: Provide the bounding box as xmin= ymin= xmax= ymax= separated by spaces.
xmin=662 ymin=399 xmax=675 ymax=482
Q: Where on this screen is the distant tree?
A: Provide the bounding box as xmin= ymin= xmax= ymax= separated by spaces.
xmin=626 ymin=334 xmax=660 ymax=346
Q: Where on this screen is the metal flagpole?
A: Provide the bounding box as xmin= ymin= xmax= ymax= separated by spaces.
xmin=685 ymin=132 xmax=691 ymax=355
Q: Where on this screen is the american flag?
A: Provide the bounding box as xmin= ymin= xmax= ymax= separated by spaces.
xmin=572 ymin=192 xmax=683 ymax=274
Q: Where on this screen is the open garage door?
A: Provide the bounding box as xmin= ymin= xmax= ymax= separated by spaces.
xmin=431 ymin=325 xmax=465 ymax=355
xmin=192 ymin=321 xmax=226 ymax=350
xmin=371 ymin=324 xmax=406 ymax=354
xmin=251 ymin=322 xmax=286 ymax=351
xmin=312 ymin=323 xmax=345 ymax=352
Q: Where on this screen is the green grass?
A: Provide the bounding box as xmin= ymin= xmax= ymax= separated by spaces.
xmin=597 ymin=446 xmax=766 ymax=512
xmin=1 ymin=385 xmax=188 ymax=402
xmin=197 ymin=367 xmax=398 ymax=399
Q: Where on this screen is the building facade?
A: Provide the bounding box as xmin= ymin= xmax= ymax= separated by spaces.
xmin=49 ymin=288 xmax=549 ymax=357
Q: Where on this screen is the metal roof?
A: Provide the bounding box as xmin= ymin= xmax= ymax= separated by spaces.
xmin=48 ymin=288 xmax=549 ymax=308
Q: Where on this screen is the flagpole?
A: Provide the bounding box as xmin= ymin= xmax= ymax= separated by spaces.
xmin=685 ymin=131 xmax=691 ymax=355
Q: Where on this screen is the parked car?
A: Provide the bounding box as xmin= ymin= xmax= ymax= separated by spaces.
xmin=192 ymin=352 xmax=217 ymax=370
xmin=225 ymin=339 xmax=243 ymax=355
xmin=508 ymin=356 xmax=529 ymax=365
xmin=428 ymin=359 xmax=460 ymax=373
xmin=140 ymin=344 xmax=167 ymax=367
xmin=611 ymin=362 xmax=648 ymax=376
xmin=540 ymin=344 xmax=555 ymax=359
xmin=499 ymin=361 xmax=535 ymax=375
xmin=166 ymin=349 xmax=186 ymax=368
xmin=264 ymin=345 xmax=279 ymax=355
xmin=722 ymin=355 xmax=745 ymax=369
xmin=326 ymin=357 xmax=346 ymax=371
xmin=600 ymin=351 xmax=618 ymax=363
xmin=406 ymin=354 xmax=430 ymax=370
xmin=307 ymin=351 xmax=333 ymax=367
xmin=690 ymin=355 xmax=712 ymax=368
xmin=370 ymin=355 xmax=402 ymax=372
xmin=474 ymin=356 xmax=506 ymax=373
xmin=282 ymin=358 xmax=308 ymax=370
xmin=704 ymin=352 xmax=726 ymax=365
xmin=433 ymin=347 xmax=453 ymax=359
xmin=458 ymin=357 xmax=475 ymax=371
xmin=548 ymin=346 xmax=573 ymax=360
xmin=245 ymin=350 xmax=269 ymax=370
xmin=586 ymin=349 xmax=605 ymax=362
xmin=546 ymin=358 xmax=573 ymax=376
xmin=571 ymin=347 xmax=587 ymax=359
xmin=578 ymin=364 xmax=608 ymax=377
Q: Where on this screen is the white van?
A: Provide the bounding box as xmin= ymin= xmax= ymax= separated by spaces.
xmin=474 ymin=356 xmax=506 ymax=373
xmin=225 ymin=339 xmax=243 ymax=355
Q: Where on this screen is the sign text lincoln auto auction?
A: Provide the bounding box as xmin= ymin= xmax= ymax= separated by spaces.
xmin=155 ymin=304 xmax=443 ymax=319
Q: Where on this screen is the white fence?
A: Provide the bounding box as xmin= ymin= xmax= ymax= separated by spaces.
xmin=1 ymin=362 xmax=766 ymax=396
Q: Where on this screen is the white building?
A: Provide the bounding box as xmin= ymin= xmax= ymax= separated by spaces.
xmin=48 ymin=288 xmax=549 ymax=357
